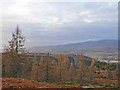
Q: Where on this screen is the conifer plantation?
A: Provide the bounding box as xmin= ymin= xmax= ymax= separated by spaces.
xmin=2 ymin=26 xmax=119 ymax=89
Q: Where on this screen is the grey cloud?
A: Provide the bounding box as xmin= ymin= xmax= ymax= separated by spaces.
xmin=1 ymin=2 xmax=118 ymax=48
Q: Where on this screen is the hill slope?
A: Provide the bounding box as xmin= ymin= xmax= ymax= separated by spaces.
xmin=29 ymin=40 xmax=118 ymax=60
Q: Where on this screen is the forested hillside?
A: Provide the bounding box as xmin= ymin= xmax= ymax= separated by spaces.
xmin=24 ymin=53 xmax=107 ymax=69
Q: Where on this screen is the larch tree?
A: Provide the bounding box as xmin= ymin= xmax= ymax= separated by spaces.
xmin=61 ymin=56 xmax=68 ymax=81
xmin=37 ymin=56 xmax=45 ymax=82
xmin=39 ymin=53 xmax=51 ymax=82
xmin=49 ymin=60 xmax=58 ymax=82
xmin=86 ymin=59 xmax=95 ymax=83
xmin=22 ymin=56 xmax=33 ymax=80
xmin=57 ymin=54 xmax=63 ymax=81
xmin=57 ymin=54 xmax=68 ymax=82
xmin=77 ymin=53 xmax=86 ymax=85
xmin=69 ymin=62 xmax=76 ymax=82
xmin=45 ymin=53 xmax=51 ymax=82
xmin=31 ymin=54 xmax=39 ymax=81
xmin=2 ymin=25 xmax=25 ymax=78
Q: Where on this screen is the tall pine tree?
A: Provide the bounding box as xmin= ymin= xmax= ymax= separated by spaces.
xmin=2 ymin=25 xmax=25 ymax=78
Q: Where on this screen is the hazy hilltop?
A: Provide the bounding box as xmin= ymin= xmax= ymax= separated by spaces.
xmin=29 ymin=40 xmax=118 ymax=60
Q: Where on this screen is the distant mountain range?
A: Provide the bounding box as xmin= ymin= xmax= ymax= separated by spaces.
xmin=29 ymin=40 xmax=118 ymax=60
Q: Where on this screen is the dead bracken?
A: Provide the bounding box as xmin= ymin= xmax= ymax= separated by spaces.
xmin=2 ymin=78 xmax=82 ymax=89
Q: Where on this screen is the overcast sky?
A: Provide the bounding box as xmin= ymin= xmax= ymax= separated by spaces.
xmin=1 ymin=1 xmax=118 ymax=48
